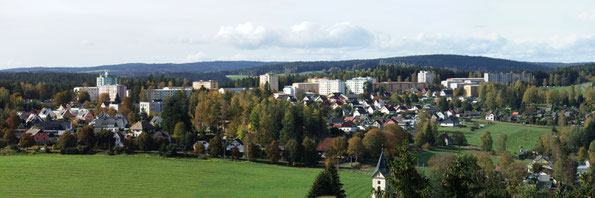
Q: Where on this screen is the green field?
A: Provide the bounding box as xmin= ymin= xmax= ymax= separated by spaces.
xmin=415 ymin=122 xmax=552 ymax=168
xmin=226 ymin=75 xmax=250 ymax=80
xmin=541 ymin=82 xmax=592 ymax=93
xmin=0 ymin=154 xmax=371 ymax=198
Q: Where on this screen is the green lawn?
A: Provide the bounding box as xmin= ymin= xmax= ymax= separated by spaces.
xmin=414 ymin=122 xmax=552 ymax=170
xmin=541 ymin=82 xmax=592 ymax=94
xmin=439 ymin=121 xmax=551 ymax=155
xmin=0 ymin=154 xmax=371 ymax=198
xmin=226 ymin=75 xmax=250 ymax=80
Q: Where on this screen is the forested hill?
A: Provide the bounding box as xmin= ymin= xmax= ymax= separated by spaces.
xmin=0 ymin=61 xmax=282 ymax=77
xmin=225 ymin=55 xmax=559 ymax=75
xmin=1 ymin=55 xmax=586 ymax=78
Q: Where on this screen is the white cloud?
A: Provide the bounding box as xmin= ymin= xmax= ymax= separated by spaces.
xmin=577 ymin=12 xmax=595 ymax=21
xmin=184 ymin=51 xmax=209 ymax=62
xmin=215 ymin=21 xmax=375 ymax=49
xmin=80 ymin=40 xmax=95 ymax=46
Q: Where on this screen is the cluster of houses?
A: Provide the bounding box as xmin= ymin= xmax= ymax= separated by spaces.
xmin=15 ymin=104 xmax=168 ymax=147
xmin=524 ymin=153 xmax=595 ymax=191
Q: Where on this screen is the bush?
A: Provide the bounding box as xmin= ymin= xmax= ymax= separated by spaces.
xmin=0 ymin=139 xmax=7 ymax=148
xmin=422 ymin=143 xmax=431 ymax=150
xmin=60 ymin=147 xmax=79 ymax=154
xmin=160 ymin=143 xmax=177 ymax=157
xmin=231 ymin=146 xmax=242 ymax=160
xmin=77 ymin=145 xmax=91 ymax=154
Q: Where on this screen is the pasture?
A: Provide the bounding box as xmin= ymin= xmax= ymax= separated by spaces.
xmin=0 ymin=154 xmax=371 ymax=198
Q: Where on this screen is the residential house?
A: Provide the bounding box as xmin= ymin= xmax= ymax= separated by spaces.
xmin=440 ymin=89 xmax=453 ymax=97
xmin=130 ymin=120 xmax=157 ymax=137
xmin=353 ymin=107 xmax=368 ymax=118
xmin=93 ymin=117 xmax=128 ymax=132
xmin=316 ymin=137 xmax=335 ymax=154
xmin=486 ymin=112 xmax=496 ymax=121
xmin=380 ymin=105 xmax=396 ymax=115
xmin=439 ymin=117 xmax=460 ymax=127
xmin=35 ymin=120 xmax=72 ymax=137
xmin=25 ymin=127 xmax=49 ymax=145
xmin=150 ymin=116 xmax=163 ymax=128
xmin=226 ymin=138 xmax=244 ymax=153
xmin=334 ymin=121 xmax=358 ymax=133
xmin=152 ymin=131 xmax=171 ymax=143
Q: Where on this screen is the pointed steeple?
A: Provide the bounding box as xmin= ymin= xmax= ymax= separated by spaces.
xmin=372 ymin=150 xmax=389 ymax=178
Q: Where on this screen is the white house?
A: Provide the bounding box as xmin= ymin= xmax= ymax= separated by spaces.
xmin=226 ymin=138 xmax=244 ymax=153
xmin=486 ymin=112 xmax=496 ymax=121
xmin=372 ymin=151 xmax=389 ymax=198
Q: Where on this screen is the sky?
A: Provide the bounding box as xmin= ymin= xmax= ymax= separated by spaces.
xmin=1 ymin=0 xmax=595 ymax=68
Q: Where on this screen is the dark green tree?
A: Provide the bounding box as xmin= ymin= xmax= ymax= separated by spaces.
xmin=136 ymin=132 xmax=154 ymax=151
xmin=307 ymin=164 xmax=346 ymax=198
xmin=284 ymin=139 xmax=302 ymax=166
xmin=266 ymin=140 xmax=281 ymax=163
xmin=161 ymin=90 xmax=190 ymax=133
xmin=208 ymin=133 xmax=223 ymax=158
xmin=18 ymin=133 xmax=35 ymax=148
xmin=301 ymin=137 xmax=319 ymax=167
xmin=55 ymin=132 xmax=77 ymax=150
xmin=387 ymin=142 xmax=429 ymax=198
xmin=441 ymin=154 xmax=484 ymax=198
xmin=77 ymin=125 xmax=96 ymax=148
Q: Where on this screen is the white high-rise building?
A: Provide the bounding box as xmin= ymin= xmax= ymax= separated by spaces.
xmin=259 ymin=73 xmax=279 ymax=91
xmin=318 ymin=80 xmax=345 ymax=95
xmin=345 ymin=77 xmax=376 ymax=94
xmin=98 ymin=85 xmax=128 ymax=102
xmin=418 ymin=71 xmax=435 ymax=83
xmin=97 ymin=71 xmax=118 ymax=86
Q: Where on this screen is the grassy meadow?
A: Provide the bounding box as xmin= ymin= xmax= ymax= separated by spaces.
xmin=416 ymin=121 xmax=552 ymax=168
xmin=0 ymin=154 xmax=371 ymax=198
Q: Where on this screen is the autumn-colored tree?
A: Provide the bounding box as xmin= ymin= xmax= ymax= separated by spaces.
xmin=2 ymin=128 xmax=17 ymax=145
xmin=266 ymin=140 xmax=281 ymax=163
xmin=480 ymin=131 xmax=493 ymax=152
xmin=347 ymin=137 xmax=365 ymax=162
xmin=55 ymin=132 xmax=77 ymax=150
xmin=18 ymin=133 xmax=35 ymax=148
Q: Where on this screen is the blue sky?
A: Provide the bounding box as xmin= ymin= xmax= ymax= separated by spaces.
xmin=1 ymin=0 xmax=594 ymax=68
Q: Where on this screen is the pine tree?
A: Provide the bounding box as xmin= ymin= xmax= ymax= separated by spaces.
xmin=387 ymin=142 xmax=429 ymax=197
xmin=496 ymin=133 xmax=507 ymax=154
xmin=209 ymin=133 xmax=223 ymax=158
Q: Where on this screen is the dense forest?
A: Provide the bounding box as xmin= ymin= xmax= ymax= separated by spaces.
xmin=224 ymin=54 xmax=558 ymax=76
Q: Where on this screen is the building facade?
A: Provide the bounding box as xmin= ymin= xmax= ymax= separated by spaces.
xmin=259 ymin=73 xmax=279 ymax=91
xmin=98 ymin=85 xmax=128 ymax=102
xmin=417 ymin=70 xmax=435 ymax=83
xmin=139 ymin=101 xmax=164 ymax=115
xmin=192 ymin=80 xmax=218 ymax=90
xmin=373 ymin=82 xmax=429 ymax=93
xmin=292 ymin=82 xmax=320 ymax=95
xmin=463 ymin=85 xmax=479 ymax=97
xmin=345 ymin=77 xmax=376 ymax=94
xmin=145 ymin=87 xmax=192 ymax=102
xmin=318 ymin=80 xmax=345 ymax=95
xmin=73 ymin=87 xmax=99 ymax=101
xmin=441 ymin=78 xmax=484 ymax=89
xmin=97 ymin=71 xmax=118 ymax=86
xmin=484 ymin=72 xmax=533 ymax=85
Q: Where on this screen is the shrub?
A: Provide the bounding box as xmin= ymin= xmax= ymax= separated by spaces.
xmin=231 ymin=146 xmax=242 ymax=160
xmin=60 ymin=147 xmax=79 ymax=154
xmin=422 ymin=143 xmax=431 ymax=150
xmin=0 ymin=139 xmax=7 ymax=148
xmin=160 ymin=143 xmax=177 ymax=157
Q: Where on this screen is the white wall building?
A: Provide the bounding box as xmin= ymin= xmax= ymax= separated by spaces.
xmin=318 ymin=80 xmax=345 ymax=95
xmin=345 ymin=77 xmax=376 ymax=94
xmin=259 ymin=73 xmax=279 ymax=91
xmin=283 ymin=86 xmax=296 ymax=96
xmin=98 ymin=85 xmax=128 ymax=102
xmin=371 ymin=151 xmax=389 ymax=198
xmin=145 ymin=87 xmax=191 ymax=102
xmin=73 ymin=87 xmax=99 ymax=101
xmin=192 ymin=80 xmax=218 ymax=90
xmin=441 ymin=78 xmax=484 ymax=89
xmin=418 ymin=70 xmax=435 ymax=83
xmin=139 ymin=101 xmax=164 ymax=115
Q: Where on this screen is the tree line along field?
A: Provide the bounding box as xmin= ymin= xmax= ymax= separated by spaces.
xmin=0 ymin=154 xmax=371 ymax=198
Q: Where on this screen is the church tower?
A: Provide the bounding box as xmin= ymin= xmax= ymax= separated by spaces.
xmin=371 ymin=150 xmax=389 ymax=198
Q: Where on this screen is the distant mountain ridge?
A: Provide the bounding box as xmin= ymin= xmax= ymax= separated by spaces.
xmin=0 ymin=61 xmax=283 ymax=77
xmin=1 ymin=55 xmax=587 ymax=77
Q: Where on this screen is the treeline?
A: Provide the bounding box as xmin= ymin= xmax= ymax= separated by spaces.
xmin=223 ymin=54 xmax=556 ymax=76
